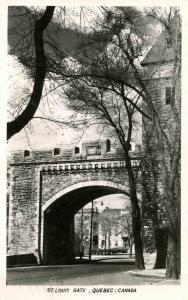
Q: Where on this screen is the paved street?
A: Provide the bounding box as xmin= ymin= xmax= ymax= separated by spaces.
xmin=7 ymin=257 xmax=163 ymax=285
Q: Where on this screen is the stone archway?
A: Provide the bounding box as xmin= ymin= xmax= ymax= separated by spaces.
xmin=42 ymin=180 xmax=130 ymax=212
xmin=41 ymin=181 xmax=130 ymax=264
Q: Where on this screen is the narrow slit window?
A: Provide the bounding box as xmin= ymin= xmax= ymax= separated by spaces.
xmin=54 ymin=148 xmax=61 ymax=156
xmin=75 ymin=147 xmax=80 ymax=154
xmin=165 ymin=87 xmax=172 ymax=105
xmin=106 ymin=139 xmax=111 ymax=152
xmin=166 ymin=37 xmax=173 ymax=49
xmin=24 ymin=150 xmax=30 ymax=157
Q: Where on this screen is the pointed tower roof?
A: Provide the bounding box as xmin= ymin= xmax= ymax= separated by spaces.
xmin=141 ymin=30 xmax=174 ymax=66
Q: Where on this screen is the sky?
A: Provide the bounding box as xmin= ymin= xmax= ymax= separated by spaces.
xmin=83 ymin=194 xmax=131 ymax=213
xmin=7 ymin=54 xmax=102 ymax=152
xmin=7 ymin=8 xmax=106 ymax=152
xmin=7 ymin=6 xmax=162 ymax=153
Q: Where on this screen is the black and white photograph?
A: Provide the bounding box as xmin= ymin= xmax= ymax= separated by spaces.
xmin=1 ymin=1 xmax=187 ymax=299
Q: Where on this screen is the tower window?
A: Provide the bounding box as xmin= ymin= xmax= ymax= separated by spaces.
xmin=165 ymin=86 xmax=175 ymax=105
xmin=166 ymin=36 xmax=173 ymax=48
xmin=106 ymin=139 xmax=111 ymax=152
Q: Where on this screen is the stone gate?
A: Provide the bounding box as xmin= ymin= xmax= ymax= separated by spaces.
xmin=7 ymin=140 xmax=140 ymax=265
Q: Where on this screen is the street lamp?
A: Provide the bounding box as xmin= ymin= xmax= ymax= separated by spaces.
xmin=80 ymin=207 xmax=84 ymax=260
xmin=89 ymin=200 xmax=94 ymax=261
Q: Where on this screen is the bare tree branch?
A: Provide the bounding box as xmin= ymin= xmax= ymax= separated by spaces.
xmin=7 ymin=6 xmax=55 ymax=140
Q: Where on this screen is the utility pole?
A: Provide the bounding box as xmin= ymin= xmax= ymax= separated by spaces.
xmin=80 ymin=6 xmax=82 ymax=31
xmin=89 ymin=200 xmax=94 ymax=260
xmin=80 ymin=207 xmax=84 ymax=260
xmin=38 ymin=171 xmax=43 ymax=264
xmin=63 ymin=6 xmax=66 ymax=28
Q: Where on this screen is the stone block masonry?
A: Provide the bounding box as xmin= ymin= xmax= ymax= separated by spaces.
xmin=7 ymin=145 xmax=140 ymax=264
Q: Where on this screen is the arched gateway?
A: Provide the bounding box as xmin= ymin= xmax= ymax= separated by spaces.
xmin=7 ymin=140 xmax=140 ymax=265
xmin=42 ymin=181 xmax=130 ymax=264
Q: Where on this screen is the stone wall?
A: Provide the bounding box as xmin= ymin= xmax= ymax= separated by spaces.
xmin=8 ymin=164 xmax=40 ymax=256
xmin=141 ymin=53 xmax=181 ymax=254
xmin=7 ymin=152 xmax=136 ymax=262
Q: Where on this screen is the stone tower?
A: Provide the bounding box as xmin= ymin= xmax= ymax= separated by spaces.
xmin=140 ymin=16 xmax=181 ymax=267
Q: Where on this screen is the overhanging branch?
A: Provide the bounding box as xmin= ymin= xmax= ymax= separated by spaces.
xmin=7 ymin=6 xmax=55 ymax=140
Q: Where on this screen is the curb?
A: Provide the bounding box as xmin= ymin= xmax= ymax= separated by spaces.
xmin=128 ymin=270 xmax=165 ymax=279
xmin=153 ymin=279 xmax=181 ymax=285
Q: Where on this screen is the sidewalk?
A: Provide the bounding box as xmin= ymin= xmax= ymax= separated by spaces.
xmin=128 ymin=268 xmax=165 ymax=279
xmin=128 ymin=253 xmax=181 ymax=285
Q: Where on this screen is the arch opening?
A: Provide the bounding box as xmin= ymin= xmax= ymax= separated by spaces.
xmin=42 ymin=181 xmax=130 ymax=265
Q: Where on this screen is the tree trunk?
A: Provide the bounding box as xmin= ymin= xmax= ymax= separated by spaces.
xmin=108 ymin=232 xmax=111 ymax=252
xmin=132 ymin=210 xmax=145 ymax=269
xmin=129 ymin=236 xmax=133 ymax=257
xmin=104 ymin=236 xmax=107 ymax=254
xmin=154 ymin=228 xmax=168 ymax=269
xmin=166 ymin=228 xmax=180 ymax=279
xmin=165 ymin=181 xmax=180 ymax=278
xmin=124 ymin=150 xmax=145 ymax=269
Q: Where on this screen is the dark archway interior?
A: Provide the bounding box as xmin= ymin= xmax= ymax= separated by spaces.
xmin=43 ymin=185 xmax=129 ymax=264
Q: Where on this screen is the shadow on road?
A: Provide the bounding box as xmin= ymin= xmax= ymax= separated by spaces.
xmin=75 ymin=255 xmax=135 ymax=265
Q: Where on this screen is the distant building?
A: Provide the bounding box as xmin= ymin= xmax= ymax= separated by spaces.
xmin=74 ymin=206 xmax=132 ymax=256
